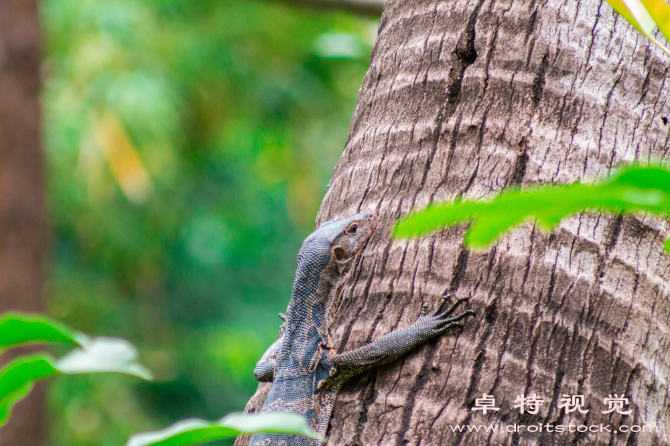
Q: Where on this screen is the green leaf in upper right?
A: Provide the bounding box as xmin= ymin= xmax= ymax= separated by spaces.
xmin=393 ymin=164 xmax=670 ymax=252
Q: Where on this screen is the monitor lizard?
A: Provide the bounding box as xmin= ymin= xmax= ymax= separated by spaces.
xmin=248 ymin=213 xmax=475 ymax=445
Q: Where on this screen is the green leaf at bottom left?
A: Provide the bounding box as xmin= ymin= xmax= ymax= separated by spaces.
xmin=0 ymin=337 xmax=152 ymax=426
xmin=0 ymin=355 xmax=60 ymax=425
xmin=126 ymin=412 xmax=324 ymax=446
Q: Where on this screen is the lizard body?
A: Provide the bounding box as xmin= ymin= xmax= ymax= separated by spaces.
xmin=248 ymin=213 xmax=474 ymax=445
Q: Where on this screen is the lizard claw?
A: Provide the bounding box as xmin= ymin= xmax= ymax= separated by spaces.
xmin=278 ymin=313 xmax=288 ymax=335
xmin=435 ymin=307 xmax=475 ymax=330
xmin=437 ymin=296 xmax=470 ymax=318
xmin=418 ymin=294 xmax=475 ymax=334
xmin=432 ymin=293 xmax=450 ymax=315
xmin=442 ymin=322 xmax=464 ymax=331
xmin=420 ymin=302 xmax=429 ymax=316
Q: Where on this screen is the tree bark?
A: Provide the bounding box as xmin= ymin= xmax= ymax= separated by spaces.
xmin=240 ymin=0 xmax=670 ymax=444
xmin=0 ymin=1 xmax=47 ymax=445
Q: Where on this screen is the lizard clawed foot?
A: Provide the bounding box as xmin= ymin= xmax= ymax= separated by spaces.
xmin=419 ymin=293 xmax=475 ymax=334
xmin=434 ymin=308 xmax=476 ymax=331
xmin=437 ymin=293 xmax=471 ymax=318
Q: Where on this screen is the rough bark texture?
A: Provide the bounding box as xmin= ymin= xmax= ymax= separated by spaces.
xmin=0 ymin=1 xmax=47 ymax=445
xmin=239 ymin=0 xmax=670 ymax=444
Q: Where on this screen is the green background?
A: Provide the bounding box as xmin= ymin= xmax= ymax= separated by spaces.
xmin=41 ymin=1 xmax=376 ymax=444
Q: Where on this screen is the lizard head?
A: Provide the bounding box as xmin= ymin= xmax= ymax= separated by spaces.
xmin=311 ymin=213 xmax=377 ymax=274
xmin=291 ymin=213 xmax=376 ymax=310
xmin=289 ymin=213 xmax=376 ymax=330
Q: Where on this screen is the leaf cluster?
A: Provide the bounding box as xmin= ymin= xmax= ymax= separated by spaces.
xmin=1 ymin=313 xmax=321 ymax=445
xmin=0 ymin=313 xmax=151 ymax=426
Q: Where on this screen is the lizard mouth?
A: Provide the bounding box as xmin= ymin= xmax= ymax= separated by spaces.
xmin=369 ymin=213 xmax=378 ymax=228
xmin=361 ymin=213 xmax=377 ymax=245
xmin=363 ymin=212 xmax=377 ymax=232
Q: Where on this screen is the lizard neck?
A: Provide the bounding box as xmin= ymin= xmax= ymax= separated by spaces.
xmin=285 ymin=237 xmax=338 ymax=337
xmin=276 ymin=237 xmax=345 ymax=373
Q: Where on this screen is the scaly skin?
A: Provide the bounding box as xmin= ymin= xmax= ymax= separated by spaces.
xmin=248 ymin=213 xmax=474 ymax=445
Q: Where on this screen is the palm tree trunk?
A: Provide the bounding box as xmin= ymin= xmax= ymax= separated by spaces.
xmin=0 ymin=1 xmax=47 ymax=445
xmin=241 ymin=0 xmax=670 ymax=444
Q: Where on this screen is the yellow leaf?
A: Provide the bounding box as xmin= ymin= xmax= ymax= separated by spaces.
xmin=641 ymin=0 xmax=670 ymax=42
xmin=92 ymin=113 xmax=153 ymax=203
xmin=623 ymin=0 xmax=656 ymax=33
xmin=605 ymin=0 xmax=647 ymax=33
xmin=605 ymin=0 xmax=670 ymax=55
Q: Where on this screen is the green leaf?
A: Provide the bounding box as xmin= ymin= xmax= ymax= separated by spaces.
xmin=0 ymin=355 xmax=60 ymax=425
xmin=393 ymin=164 xmax=670 ymax=252
xmin=0 ymin=312 xmax=85 ymax=354
xmin=56 ymin=337 xmax=153 ymax=380
xmin=126 ymin=412 xmax=323 ymax=446
xmin=0 ymin=338 xmax=152 ymax=426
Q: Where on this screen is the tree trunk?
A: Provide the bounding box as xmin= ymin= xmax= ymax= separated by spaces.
xmin=0 ymin=1 xmax=47 ymax=445
xmin=240 ymin=0 xmax=670 ymax=444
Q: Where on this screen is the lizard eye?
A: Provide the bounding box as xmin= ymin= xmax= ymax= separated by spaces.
xmin=348 ymin=224 xmax=358 ymax=235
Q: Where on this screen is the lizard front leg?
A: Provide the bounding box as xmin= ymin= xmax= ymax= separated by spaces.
xmin=331 ymin=295 xmax=474 ymax=378
xmin=253 ymin=313 xmax=287 ymax=382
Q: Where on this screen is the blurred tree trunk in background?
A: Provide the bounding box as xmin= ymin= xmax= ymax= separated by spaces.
xmin=0 ymin=1 xmax=47 ymax=446
xmin=281 ymin=0 xmax=384 ymax=15
xmin=241 ymin=0 xmax=670 ymax=444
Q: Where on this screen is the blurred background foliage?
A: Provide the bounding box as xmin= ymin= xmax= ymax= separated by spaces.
xmin=40 ymin=1 xmax=377 ymax=444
